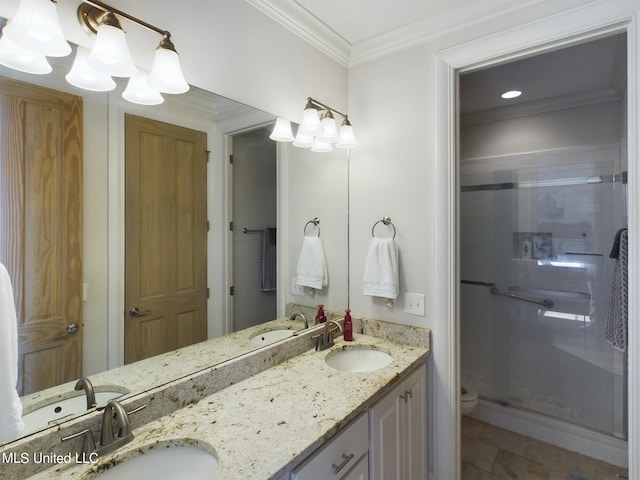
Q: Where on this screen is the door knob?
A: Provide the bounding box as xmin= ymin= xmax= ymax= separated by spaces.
xmin=65 ymin=324 xmax=79 ymax=335
xmin=128 ymin=307 xmax=150 ymax=317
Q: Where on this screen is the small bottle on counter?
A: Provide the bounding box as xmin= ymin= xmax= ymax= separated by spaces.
xmin=343 ymin=309 xmax=353 ymax=341
xmin=315 ymin=304 xmax=326 ymax=324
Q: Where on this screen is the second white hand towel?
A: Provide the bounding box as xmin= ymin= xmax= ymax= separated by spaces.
xmin=296 ymin=235 xmax=328 ymax=289
xmin=0 ymin=262 xmax=24 ymax=442
xmin=363 ymin=237 xmax=399 ymax=299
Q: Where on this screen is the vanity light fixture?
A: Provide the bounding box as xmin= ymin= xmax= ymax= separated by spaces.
xmin=0 ymin=0 xmax=189 ymax=105
xmin=270 ymin=97 xmax=358 ymax=151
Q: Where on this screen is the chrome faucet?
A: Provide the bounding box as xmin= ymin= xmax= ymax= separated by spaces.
xmin=99 ymin=400 xmax=133 ymax=455
xmin=314 ymin=320 xmax=343 ymax=351
xmin=74 ymin=377 xmax=96 ymax=410
xmin=289 ymin=312 xmax=308 ymax=330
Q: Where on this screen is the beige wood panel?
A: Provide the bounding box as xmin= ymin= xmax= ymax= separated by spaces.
xmin=0 ymin=78 xmax=83 ymax=396
xmin=124 ymin=115 xmax=207 ymax=364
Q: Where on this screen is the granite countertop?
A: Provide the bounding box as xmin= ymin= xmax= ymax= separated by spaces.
xmin=29 ymin=331 xmax=429 ymax=480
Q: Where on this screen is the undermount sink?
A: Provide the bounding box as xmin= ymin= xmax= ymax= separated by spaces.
xmin=22 ymin=391 xmax=126 ymax=434
xmin=90 ymin=445 xmax=218 ymax=480
xmin=325 ymin=347 xmax=393 ymax=372
xmin=249 ymin=328 xmax=295 ymax=345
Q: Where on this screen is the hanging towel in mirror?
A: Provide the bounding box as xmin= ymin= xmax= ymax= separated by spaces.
xmin=0 ymin=263 xmax=24 ymax=441
xmin=364 ymin=237 xmax=399 ymax=299
xmin=260 ymin=228 xmax=277 ymax=292
xmin=606 ymin=228 xmax=628 ymax=352
xmin=296 ymin=235 xmax=328 ymax=289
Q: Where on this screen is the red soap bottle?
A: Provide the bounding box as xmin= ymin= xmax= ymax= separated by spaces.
xmin=315 ymin=304 xmax=326 ymax=324
xmin=343 ymin=309 xmax=353 ymax=341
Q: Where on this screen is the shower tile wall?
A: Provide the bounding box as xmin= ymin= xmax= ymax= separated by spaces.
xmin=460 ymin=145 xmax=626 ymax=437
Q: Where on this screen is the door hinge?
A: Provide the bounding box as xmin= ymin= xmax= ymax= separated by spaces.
xmin=206 ymin=150 xmax=211 ymax=162
xmin=207 ymin=220 xmax=210 ymax=232
xmin=207 ymin=288 xmax=210 ymax=299
xmin=229 ymin=221 xmax=234 ymax=231
xmin=230 ymin=285 xmax=235 ymax=296
xmin=229 ymin=154 xmax=234 ymax=165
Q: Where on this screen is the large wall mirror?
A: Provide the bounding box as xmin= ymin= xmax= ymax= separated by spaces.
xmin=0 ymin=40 xmax=349 ymax=443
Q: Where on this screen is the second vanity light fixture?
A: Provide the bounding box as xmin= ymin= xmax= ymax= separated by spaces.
xmin=0 ymin=0 xmax=189 ymax=105
xmin=270 ymin=97 xmax=358 ymax=151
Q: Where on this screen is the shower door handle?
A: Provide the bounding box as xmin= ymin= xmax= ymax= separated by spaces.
xmin=489 ymin=286 xmax=554 ymax=308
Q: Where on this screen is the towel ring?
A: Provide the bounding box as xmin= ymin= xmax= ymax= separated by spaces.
xmin=304 ymin=218 xmax=320 ymax=237
xmin=372 ymin=216 xmax=396 ymax=239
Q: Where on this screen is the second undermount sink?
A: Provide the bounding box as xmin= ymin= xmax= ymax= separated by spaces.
xmin=22 ymin=391 xmax=126 ymax=434
xmin=89 ymin=445 xmax=218 ymax=480
xmin=325 ymin=347 xmax=393 ymax=373
xmin=249 ymin=328 xmax=295 ymax=345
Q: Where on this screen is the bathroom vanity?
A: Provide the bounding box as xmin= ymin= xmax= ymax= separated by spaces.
xmin=1 ymin=316 xmax=430 ymax=480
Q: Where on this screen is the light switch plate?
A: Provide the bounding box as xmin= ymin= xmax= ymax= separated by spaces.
xmin=404 ymin=292 xmax=425 ymax=316
xmin=291 ymin=277 xmax=305 ymax=296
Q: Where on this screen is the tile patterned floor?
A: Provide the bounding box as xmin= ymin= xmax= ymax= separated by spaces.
xmin=462 ymin=416 xmax=629 ymax=480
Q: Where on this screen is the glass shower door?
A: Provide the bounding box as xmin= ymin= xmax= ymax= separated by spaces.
xmin=461 ymin=146 xmax=626 ymax=437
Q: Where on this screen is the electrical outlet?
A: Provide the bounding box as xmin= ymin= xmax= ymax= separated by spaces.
xmin=404 ymin=292 xmax=425 ymax=316
xmin=291 ymin=277 xmax=305 ymax=296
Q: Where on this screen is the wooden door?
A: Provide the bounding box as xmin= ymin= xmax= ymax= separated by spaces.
xmin=124 ymin=115 xmax=207 ymax=364
xmin=0 ymin=78 xmax=83 ymax=396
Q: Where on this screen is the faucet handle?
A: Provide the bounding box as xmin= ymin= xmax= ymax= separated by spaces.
xmin=61 ymin=428 xmax=96 ymax=455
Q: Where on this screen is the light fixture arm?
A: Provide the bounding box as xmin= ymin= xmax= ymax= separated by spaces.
xmin=307 ymin=97 xmax=349 ymax=121
xmin=81 ymin=0 xmax=170 ymax=38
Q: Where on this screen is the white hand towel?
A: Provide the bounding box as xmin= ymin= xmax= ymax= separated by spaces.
xmin=0 ymin=262 xmax=24 ymax=441
xmin=363 ymin=237 xmax=399 ymax=299
xmin=296 ymin=236 xmax=328 ymax=289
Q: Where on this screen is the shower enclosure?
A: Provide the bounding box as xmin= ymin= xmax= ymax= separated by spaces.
xmin=460 ymin=144 xmax=627 ymax=438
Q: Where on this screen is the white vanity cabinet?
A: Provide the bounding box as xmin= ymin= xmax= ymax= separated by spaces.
xmin=369 ymin=363 xmax=427 ymax=480
xmin=291 ymin=413 xmax=369 ymax=480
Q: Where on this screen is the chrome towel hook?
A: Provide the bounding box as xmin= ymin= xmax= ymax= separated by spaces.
xmin=304 ymin=217 xmax=320 ymax=237
xmin=372 ymin=216 xmax=396 ymax=239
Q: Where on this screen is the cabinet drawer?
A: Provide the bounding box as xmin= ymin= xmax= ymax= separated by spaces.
xmin=292 ymin=413 xmax=368 ymax=480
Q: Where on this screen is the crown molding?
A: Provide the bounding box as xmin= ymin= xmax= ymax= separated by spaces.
xmin=350 ymin=0 xmax=546 ymax=66
xmin=245 ymin=0 xmax=351 ymax=67
xmin=460 ymin=88 xmax=622 ymax=126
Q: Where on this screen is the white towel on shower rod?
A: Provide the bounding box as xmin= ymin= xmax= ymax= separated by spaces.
xmin=363 ymin=237 xmax=399 ymax=299
xmin=0 ymin=263 xmax=24 ymax=441
xmin=296 ymin=235 xmax=328 ymax=289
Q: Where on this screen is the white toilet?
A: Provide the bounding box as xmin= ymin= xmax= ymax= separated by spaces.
xmin=460 ymin=384 xmax=478 ymax=415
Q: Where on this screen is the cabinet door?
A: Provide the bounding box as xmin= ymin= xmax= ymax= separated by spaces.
xmin=369 ymin=382 xmax=403 ymax=480
xmin=343 ymin=452 xmax=369 ymax=480
xmin=404 ymin=364 xmax=428 ymax=479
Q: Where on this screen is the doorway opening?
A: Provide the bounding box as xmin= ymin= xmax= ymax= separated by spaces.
xmin=458 ymin=33 xmax=628 ymax=476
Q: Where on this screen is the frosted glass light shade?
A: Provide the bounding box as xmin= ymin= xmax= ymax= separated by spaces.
xmin=311 ymin=138 xmax=333 ymax=153
xmin=2 ymin=0 xmax=70 ymax=57
xmin=148 ymin=47 xmax=189 ymax=94
xmin=293 ymin=129 xmax=314 ymax=148
xmin=88 ymin=23 xmax=137 ymax=77
xmin=66 ymin=46 xmax=116 ymax=92
xmin=0 ymin=34 xmax=51 ymax=74
xmin=318 ymin=116 xmax=338 ymax=143
xmin=122 ymin=70 xmax=164 ymax=105
xmin=336 ymin=124 xmax=358 ymax=149
xmin=299 ymin=106 xmax=322 ymax=137
xmin=269 ymin=117 xmax=294 ymax=142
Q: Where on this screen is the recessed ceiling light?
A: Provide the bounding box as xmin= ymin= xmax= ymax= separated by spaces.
xmin=501 ymin=90 xmax=522 ymax=99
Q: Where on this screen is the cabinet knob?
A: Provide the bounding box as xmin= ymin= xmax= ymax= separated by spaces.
xmin=400 ymin=389 xmax=413 ymax=402
xmin=331 ymin=453 xmax=354 ymax=475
